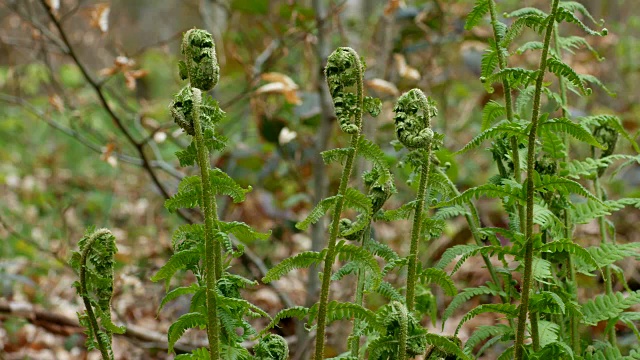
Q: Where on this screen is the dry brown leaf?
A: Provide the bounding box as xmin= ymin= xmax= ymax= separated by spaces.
xmin=384 ymin=0 xmax=405 ymax=16
xmin=89 ymin=3 xmax=110 ymax=33
xmin=256 ymin=73 xmax=302 ymax=105
xmin=48 ymin=94 xmax=64 ymax=112
xmin=366 ymin=78 xmax=399 ymax=96
xmin=394 ymin=54 xmax=421 ymax=80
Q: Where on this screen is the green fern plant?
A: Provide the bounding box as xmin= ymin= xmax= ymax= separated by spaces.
xmin=448 ymin=0 xmax=640 ymax=359
xmin=152 ymin=28 xmax=276 ymax=360
xmin=70 ymin=227 xmax=125 ymax=360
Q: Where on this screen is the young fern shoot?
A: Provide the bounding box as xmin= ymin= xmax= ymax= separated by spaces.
xmin=153 ymin=29 xmax=275 ymax=359
xmin=393 ymin=89 xmax=437 ymax=311
xmin=70 ymin=227 xmax=124 ymax=360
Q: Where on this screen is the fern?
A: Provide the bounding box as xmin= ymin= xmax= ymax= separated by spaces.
xmin=481 ymin=100 xmax=506 ymax=131
xmin=455 ymin=303 xmax=519 ymax=336
xmin=457 ymin=120 xmax=528 ymax=154
xmin=168 ymin=312 xmax=207 ymax=353
xmin=463 ymin=324 xmax=513 ymax=355
xmin=444 ymin=285 xmax=506 ymax=324
xmin=465 ymin=0 xmax=490 ymax=30
xmin=582 ymin=291 xmax=640 ymax=325
xmin=262 ymin=250 xmax=326 ymax=283
xmin=295 ymin=196 xmax=338 ymax=230
xmin=545 ymin=56 xmax=591 ymax=95
xmin=538 ymin=116 xmax=604 ymax=148
xmin=416 ymin=267 xmax=457 ymax=296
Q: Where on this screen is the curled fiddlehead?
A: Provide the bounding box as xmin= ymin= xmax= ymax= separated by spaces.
xmin=70 ymin=227 xmax=124 ymax=360
xmin=393 ymin=89 xmax=437 ymax=311
xmin=253 ymin=333 xmax=289 ymax=360
xmin=593 ymin=124 xmax=619 ymax=176
xmin=325 ymin=47 xmax=363 ymax=134
xmin=180 ymin=28 xmax=220 ymax=91
xmin=370 ymin=301 xmax=427 ymax=360
xmin=393 ymin=89 xmax=437 ymax=150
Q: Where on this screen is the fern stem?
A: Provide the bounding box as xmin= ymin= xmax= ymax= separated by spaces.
xmin=314 ymin=47 xmax=364 ymax=360
xmin=531 ymin=311 xmax=540 ymax=351
xmin=192 ymin=88 xmax=221 ymax=360
xmin=488 ymin=0 xmax=525 ymax=232
xmin=349 ymin=224 xmax=371 ymax=357
xmin=406 ymin=151 xmax=432 ymax=311
xmin=396 ymin=301 xmax=409 ymax=360
xmin=515 ymin=1 xmax=560 ymax=358
xmin=554 ymin=25 xmax=581 ymax=353
xmin=594 ymin=174 xmax=616 ymax=346
xmin=79 ymin=228 xmax=113 ymax=360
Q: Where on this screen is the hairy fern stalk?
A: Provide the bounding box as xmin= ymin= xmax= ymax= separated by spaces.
xmin=152 ymin=29 xmax=285 ymax=359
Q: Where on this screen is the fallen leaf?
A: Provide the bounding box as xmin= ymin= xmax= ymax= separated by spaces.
xmin=366 ymin=78 xmax=399 ymax=96
xmin=394 ymin=53 xmax=421 ymax=80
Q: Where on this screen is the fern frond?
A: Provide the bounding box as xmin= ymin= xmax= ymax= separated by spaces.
xmin=556 ymin=6 xmax=606 ymax=36
xmin=532 ymin=257 xmax=552 ymax=282
xmin=262 ymin=250 xmax=325 ymax=283
xmin=158 ymin=284 xmax=201 ymax=313
xmin=516 ymin=85 xmax=536 ymax=118
xmin=530 ymin=291 xmax=566 ymax=315
xmin=424 ymin=333 xmax=472 ymax=360
xmin=464 ymin=0 xmax=489 ymax=30
xmin=322 ymin=147 xmax=352 ymax=165
xmin=455 ymin=303 xmax=518 ymax=336
xmin=579 ymin=115 xmax=640 ymax=152
xmin=559 ymin=36 xmax=604 ymax=61
xmin=538 ymin=116 xmax=603 ymax=148
xmin=580 ymin=74 xmax=616 ymax=97
xmin=484 ymin=68 xmax=539 ymax=93
xmin=456 ymin=120 xmax=527 ymax=154
xmin=435 ymin=244 xmax=481 ymax=272
xmin=167 ymin=312 xmax=207 ymax=353
xmin=433 ymin=205 xmax=470 ymax=221
xmin=357 ymin=136 xmax=393 ymax=184
xmin=416 ymin=267 xmax=457 ymax=296
xmin=376 ymin=201 xmax=416 ymax=221
xmin=175 ymin=347 xmax=210 ymax=360
xmin=209 ymin=168 xmax=251 ymax=203
xmin=537 ymin=239 xmax=599 ymax=272
xmin=515 ymin=40 xmax=544 ymax=55
xmin=444 ymin=285 xmax=505 ymax=325
xmin=480 ymin=47 xmax=499 ymax=80
xmin=335 ymin=241 xmax=381 ymax=286
xmin=587 ymin=243 xmax=640 ymax=268
xmin=570 ymin=199 xmax=612 ymax=224
xmin=325 ymin=301 xmax=376 ymax=325
xmin=219 ymin=221 xmax=270 ymax=243
xmin=582 ymin=290 xmax=640 ymax=325
xmin=463 ymin=324 xmax=512 ymax=355
xmin=261 ymin=306 xmax=310 ymax=334
xmin=502 ymin=14 xmax=549 ymax=47
xmin=435 ymin=182 xmax=525 ymax=208
xmin=165 ymin=176 xmax=201 ymax=212
xmin=375 ymin=281 xmax=404 ymax=302
xmin=331 ymin=261 xmax=359 ymax=282
xmin=151 ymin=248 xmax=201 ymax=285
xmin=481 ymin=101 xmax=506 ymax=131
xmin=534 ymin=174 xmax=601 ymax=202
xmin=295 ymin=196 xmax=338 ymax=230
xmin=546 ymin=56 xmax=591 ymax=95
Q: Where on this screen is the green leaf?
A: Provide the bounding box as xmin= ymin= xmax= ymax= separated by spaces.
xmin=464 ymin=324 xmax=512 ymax=355
xmin=546 ymin=56 xmax=590 ymax=96
xmin=321 ymin=147 xmax=352 ymax=165
xmin=167 ymin=312 xmax=207 ymax=353
xmin=424 ymin=333 xmax=472 ymax=360
xmin=456 ymin=120 xmax=527 ymax=154
xmin=455 ymin=303 xmax=518 ymax=336
xmin=151 ymin=248 xmax=201 ymax=285
xmin=219 ymin=221 xmax=270 ymax=243
xmin=538 ymin=117 xmax=603 ymax=148
xmin=481 ymin=101 xmax=506 ymax=131
xmin=261 ymin=306 xmax=310 ymax=335
xmin=582 ymin=291 xmax=640 ymax=325
xmin=158 ymin=284 xmax=201 ymax=313
xmin=295 ymin=196 xmax=338 ymax=230
xmin=165 ymin=176 xmax=201 ymax=212
xmin=464 ymin=0 xmax=489 ymax=30
xmin=209 ymin=168 xmax=251 ymax=203
xmin=444 ymin=286 xmax=505 ymax=325
xmin=417 ymin=267 xmax=457 ymax=296
xmin=262 ymin=251 xmax=325 ymax=283
xmin=435 ymin=182 xmax=525 ymax=208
